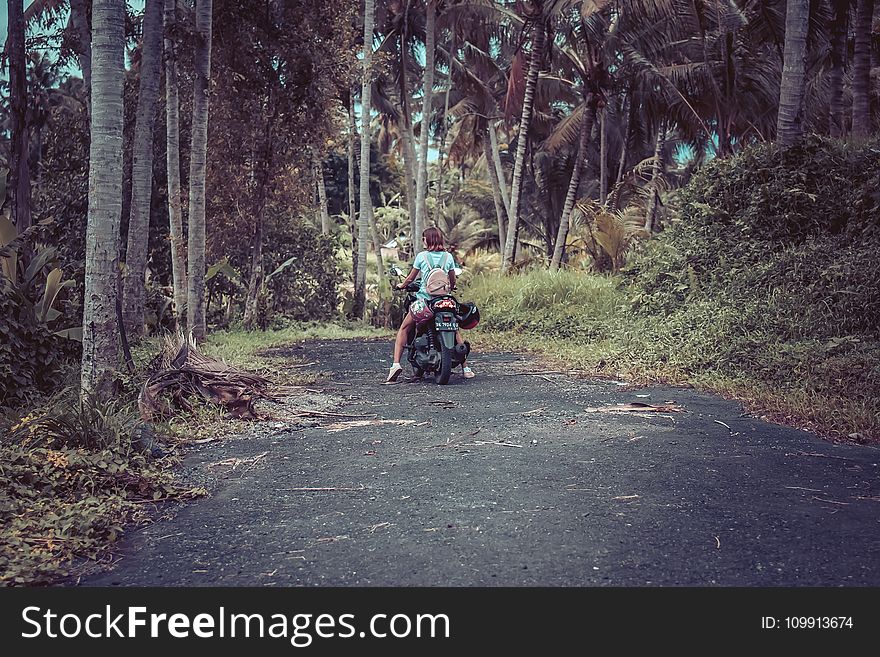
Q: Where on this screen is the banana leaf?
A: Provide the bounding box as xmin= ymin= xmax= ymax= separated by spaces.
xmin=0 ymin=215 xmax=18 ymax=281
xmin=35 ymin=268 xmax=64 ymax=322
xmin=264 ymin=256 xmax=297 ymax=284
xmin=55 ymin=327 xmax=83 ymax=341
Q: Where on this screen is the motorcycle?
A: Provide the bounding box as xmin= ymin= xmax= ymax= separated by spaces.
xmin=389 ymin=264 xmax=478 ymax=385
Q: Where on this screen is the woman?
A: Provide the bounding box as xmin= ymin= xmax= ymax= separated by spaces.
xmin=386 ymin=227 xmax=474 ymax=382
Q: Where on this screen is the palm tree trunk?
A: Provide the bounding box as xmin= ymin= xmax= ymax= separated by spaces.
xmin=81 ymin=0 xmax=125 ymax=401
xmin=488 ymin=121 xmax=511 ymax=219
xmin=502 ymin=22 xmax=545 ymax=273
xmin=369 ymin=210 xmax=389 ymax=329
xmin=242 ymin=99 xmax=277 ymax=331
xmin=123 ymin=0 xmax=163 ymax=340
xmin=401 ymin=126 xmax=418 ymax=243
xmin=483 ymin=128 xmax=508 ymax=251
xmin=242 ymin=217 xmax=263 ymax=329
xmin=398 ymin=3 xmax=418 ymax=245
xmin=354 ymin=0 xmax=376 ymax=319
xmin=852 ymin=0 xmax=875 ymax=137
xmin=70 ymin=0 xmax=92 ymax=116
xmin=187 ymin=0 xmax=213 ymax=341
xmin=414 ymin=0 xmax=436 ymax=237
xmin=314 ymin=156 xmax=330 ymax=235
xmin=164 ymin=0 xmax=187 ymax=326
xmin=828 ymin=0 xmax=848 ymax=138
xmin=531 ymin=155 xmax=553 ymax=256
xmin=776 ymin=0 xmax=809 ymax=145
xmin=614 ymin=96 xmax=632 ymax=194
xmin=434 ymin=35 xmax=455 ymax=222
xmin=347 ymin=97 xmax=359 ymax=279
xmin=369 ymin=210 xmax=385 ymax=283
xmin=645 ymin=122 xmax=665 ymax=232
xmin=7 ymin=0 xmax=31 ymax=235
xmin=550 ymin=104 xmax=595 ymax=271
xmin=599 ymin=109 xmax=607 ymax=204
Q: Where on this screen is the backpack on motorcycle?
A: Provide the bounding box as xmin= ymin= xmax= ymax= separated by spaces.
xmin=424 ymin=251 xmax=453 ymax=297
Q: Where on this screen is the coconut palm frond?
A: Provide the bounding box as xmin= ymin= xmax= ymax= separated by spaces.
xmin=540 ymin=103 xmax=586 ymax=154
xmin=503 ymin=50 xmax=528 ymax=124
xmin=447 ymin=96 xmax=480 ymax=122
xmin=371 ymin=80 xmax=402 ymax=122
xmin=23 ymin=0 xmax=67 ymax=23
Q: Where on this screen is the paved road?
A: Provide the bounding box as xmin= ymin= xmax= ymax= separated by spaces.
xmin=81 ymin=339 xmax=880 ymax=586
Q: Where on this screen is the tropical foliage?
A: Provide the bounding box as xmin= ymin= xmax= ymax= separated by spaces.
xmin=0 ymin=0 xmax=878 ymax=585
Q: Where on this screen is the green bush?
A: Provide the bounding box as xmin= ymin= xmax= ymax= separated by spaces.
xmin=263 ymin=214 xmax=341 ymax=324
xmin=0 ymin=292 xmax=69 ymax=406
xmin=627 ymin=136 xmax=880 ymax=339
xmin=466 ymin=137 xmax=880 ymax=440
xmin=0 ymin=235 xmax=80 ymax=408
xmin=0 ymin=391 xmax=204 ymax=586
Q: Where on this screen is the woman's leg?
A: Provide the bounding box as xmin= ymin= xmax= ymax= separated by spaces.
xmin=455 ymin=330 xmax=473 ymax=375
xmin=393 ymin=313 xmax=416 ymax=364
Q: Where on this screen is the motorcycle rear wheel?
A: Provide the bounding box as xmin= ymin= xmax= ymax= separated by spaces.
xmin=437 ymin=345 xmax=453 ymax=385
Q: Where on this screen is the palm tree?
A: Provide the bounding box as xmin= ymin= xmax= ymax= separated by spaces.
xmin=355 ymin=0 xmax=377 ymax=319
xmin=24 ymin=52 xmax=76 ymax=190
xmin=549 ymin=102 xmax=596 ymax=270
xmin=482 ymin=126 xmax=508 ymax=249
xmin=347 ymin=94 xmax=359 ymax=278
xmin=777 ymin=0 xmax=810 ymax=144
xmin=372 ymin=0 xmax=424 ymax=245
xmin=164 ymin=0 xmax=187 ymax=325
xmin=124 ymin=0 xmax=164 ymax=339
xmin=81 ymin=0 xmax=125 ymax=400
xmin=828 ymin=0 xmax=849 ymax=138
xmin=851 ymin=0 xmax=875 ymax=137
xmin=20 ymin=0 xmax=91 ymax=112
xmin=414 ymin=0 xmax=438 ymax=238
xmin=314 ymin=154 xmax=330 ymax=235
xmin=501 ymin=1 xmax=546 ymax=273
xmin=643 ymin=120 xmax=666 ymax=231
xmin=187 ymin=0 xmax=213 ymax=341
xmin=69 ymin=0 xmax=92 ymax=114
xmin=7 ymin=0 xmax=31 ymax=235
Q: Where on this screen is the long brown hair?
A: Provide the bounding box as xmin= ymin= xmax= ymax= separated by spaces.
xmin=422 ymin=226 xmax=445 ymax=252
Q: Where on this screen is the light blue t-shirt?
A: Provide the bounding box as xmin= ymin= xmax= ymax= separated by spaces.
xmin=412 ymin=250 xmax=456 ymax=300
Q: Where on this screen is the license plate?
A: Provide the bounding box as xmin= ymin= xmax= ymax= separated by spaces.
xmin=435 ymin=321 xmax=458 ymax=331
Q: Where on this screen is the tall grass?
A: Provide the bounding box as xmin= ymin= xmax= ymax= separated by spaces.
xmin=464 ymin=269 xmax=625 ymax=341
xmin=462 ymin=270 xmax=879 ymax=443
xmin=207 ymin=321 xmax=392 ymax=365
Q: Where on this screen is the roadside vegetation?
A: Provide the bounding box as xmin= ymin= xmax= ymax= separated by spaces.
xmin=3 ymin=0 xmax=878 ymax=587
xmin=465 ymin=137 xmax=880 ymax=443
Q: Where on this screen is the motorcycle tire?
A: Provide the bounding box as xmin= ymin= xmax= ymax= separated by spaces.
xmin=437 ymin=344 xmax=453 ymax=385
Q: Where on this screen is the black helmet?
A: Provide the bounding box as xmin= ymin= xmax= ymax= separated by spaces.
xmin=457 ymin=302 xmax=480 ymax=329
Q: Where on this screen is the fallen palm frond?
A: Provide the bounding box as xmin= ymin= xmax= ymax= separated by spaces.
xmin=322 ymin=419 xmax=416 ymax=433
xmin=584 ymin=402 xmax=685 ymax=413
xmin=139 ymin=332 xmax=272 ymax=421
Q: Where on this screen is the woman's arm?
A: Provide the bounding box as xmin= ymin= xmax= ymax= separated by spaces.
xmin=447 ymin=252 xmax=457 ymax=290
xmin=397 ymin=267 xmax=420 ymax=289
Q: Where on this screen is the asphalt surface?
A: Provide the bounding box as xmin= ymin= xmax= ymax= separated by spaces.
xmin=80 ymin=338 xmax=880 ymax=586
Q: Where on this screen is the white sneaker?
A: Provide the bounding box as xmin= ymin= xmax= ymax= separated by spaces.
xmin=386 ymin=363 xmax=404 ymax=383
xmin=462 ymin=366 xmax=475 ymax=379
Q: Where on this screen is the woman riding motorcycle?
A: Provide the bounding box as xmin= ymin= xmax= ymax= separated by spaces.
xmin=385 ymin=227 xmax=474 ymax=383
